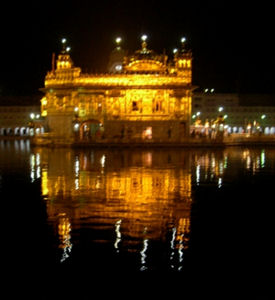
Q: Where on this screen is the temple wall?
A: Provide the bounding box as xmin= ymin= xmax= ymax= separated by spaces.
xmin=104 ymin=120 xmax=188 ymax=142
xmin=48 ymin=112 xmax=74 ymax=138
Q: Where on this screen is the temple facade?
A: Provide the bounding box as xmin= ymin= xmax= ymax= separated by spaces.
xmin=38 ymin=36 xmax=194 ymax=145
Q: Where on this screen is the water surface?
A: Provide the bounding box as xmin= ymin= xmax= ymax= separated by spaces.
xmin=1 ymin=140 xmax=274 ymax=289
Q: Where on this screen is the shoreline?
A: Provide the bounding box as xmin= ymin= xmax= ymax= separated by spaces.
xmin=2 ymin=135 xmax=275 ymax=148
xmin=28 ymin=135 xmax=275 ymax=148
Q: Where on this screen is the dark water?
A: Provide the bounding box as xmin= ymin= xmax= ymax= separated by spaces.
xmin=1 ymin=140 xmax=274 ymax=294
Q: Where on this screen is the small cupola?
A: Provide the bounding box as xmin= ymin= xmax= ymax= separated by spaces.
xmin=56 ymin=38 xmax=73 ymax=70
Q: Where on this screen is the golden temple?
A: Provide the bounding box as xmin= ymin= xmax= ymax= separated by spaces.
xmin=38 ymin=36 xmax=194 ymax=146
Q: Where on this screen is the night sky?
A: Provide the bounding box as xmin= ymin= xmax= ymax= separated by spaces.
xmin=0 ymin=0 xmax=274 ymax=97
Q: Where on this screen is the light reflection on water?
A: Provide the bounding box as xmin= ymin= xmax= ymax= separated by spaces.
xmin=34 ymin=148 xmax=192 ymax=270
xmin=1 ymin=140 xmax=274 ymax=273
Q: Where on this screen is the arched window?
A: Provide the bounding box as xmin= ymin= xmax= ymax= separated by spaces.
xmin=132 ymin=101 xmax=139 ymax=111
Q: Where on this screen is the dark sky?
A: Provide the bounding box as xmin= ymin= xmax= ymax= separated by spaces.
xmin=0 ymin=0 xmax=274 ymax=97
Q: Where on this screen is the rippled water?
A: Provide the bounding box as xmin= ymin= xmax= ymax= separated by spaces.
xmin=1 ymin=140 xmax=274 ymax=291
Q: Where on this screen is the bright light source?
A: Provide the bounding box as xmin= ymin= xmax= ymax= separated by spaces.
xmin=181 ymin=37 xmax=186 ymax=43
xmin=173 ymin=48 xmax=178 ymax=54
xmin=66 ymin=46 xmax=71 ymax=52
xmin=61 ymin=38 xmax=66 ymax=44
xmin=30 ymin=113 xmax=35 ymax=119
xmin=115 ymin=37 xmax=122 ymax=44
xmin=115 ymin=64 xmax=122 ymax=71
xmin=218 ymin=107 xmax=224 ymax=112
xmin=141 ymin=34 xmax=147 ymax=41
xmin=261 ymin=114 xmax=266 ymax=119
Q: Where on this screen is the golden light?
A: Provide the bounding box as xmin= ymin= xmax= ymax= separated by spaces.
xmin=41 ymin=98 xmax=47 ymax=105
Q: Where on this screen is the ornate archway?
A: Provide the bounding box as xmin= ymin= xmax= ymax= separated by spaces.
xmin=79 ymin=119 xmax=103 ymax=141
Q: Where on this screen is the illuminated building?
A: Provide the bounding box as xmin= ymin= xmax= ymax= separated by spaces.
xmin=0 ymin=105 xmax=42 ymax=136
xmin=192 ymin=91 xmax=275 ymax=134
xmin=38 ymin=36 xmax=193 ymax=145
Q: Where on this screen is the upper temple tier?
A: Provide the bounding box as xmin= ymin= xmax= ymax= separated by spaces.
xmin=45 ymin=36 xmax=193 ymax=87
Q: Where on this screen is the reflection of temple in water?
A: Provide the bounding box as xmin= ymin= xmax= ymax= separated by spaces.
xmin=27 ymin=146 xmax=275 ymax=269
xmin=35 ymin=147 xmax=192 ymax=267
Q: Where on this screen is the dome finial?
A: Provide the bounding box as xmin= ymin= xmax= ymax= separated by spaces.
xmin=61 ymin=38 xmax=71 ymax=53
xmin=141 ymin=34 xmax=148 ymax=52
xmin=115 ymin=37 xmax=122 ymax=50
xmin=61 ymin=38 xmax=67 ymax=53
xmin=180 ymin=37 xmax=187 ymax=52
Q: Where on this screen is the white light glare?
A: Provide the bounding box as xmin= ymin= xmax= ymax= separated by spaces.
xmin=115 ymin=37 xmax=122 ymax=44
xmin=141 ymin=34 xmax=147 ymax=41
xmin=181 ymin=37 xmax=186 ymax=43
xmin=115 ymin=64 xmax=122 ymax=71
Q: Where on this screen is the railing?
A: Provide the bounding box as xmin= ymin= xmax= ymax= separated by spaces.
xmin=45 ymin=73 xmax=191 ymax=88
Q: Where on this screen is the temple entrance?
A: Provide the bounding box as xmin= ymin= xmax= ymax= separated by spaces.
xmin=79 ymin=119 xmax=103 ymax=141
